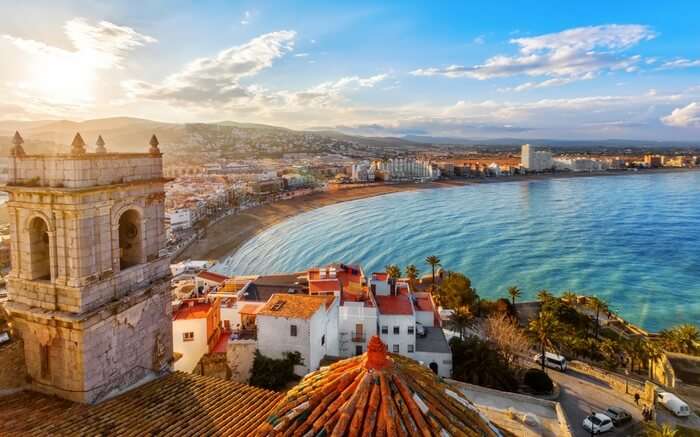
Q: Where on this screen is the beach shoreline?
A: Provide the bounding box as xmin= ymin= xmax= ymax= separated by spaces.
xmin=174 ymin=167 xmax=699 ymax=263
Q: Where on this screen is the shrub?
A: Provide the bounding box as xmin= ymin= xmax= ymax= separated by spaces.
xmin=249 ymin=350 xmax=302 ymax=391
xmin=523 ymin=368 xmax=553 ymax=393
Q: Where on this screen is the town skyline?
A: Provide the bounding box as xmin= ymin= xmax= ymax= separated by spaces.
xmin=2 ymin=1 xmax=700 ymax=141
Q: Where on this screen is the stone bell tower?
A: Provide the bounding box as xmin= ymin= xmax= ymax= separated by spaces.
xmin=2 ymin=132 xmax=173 ymax=403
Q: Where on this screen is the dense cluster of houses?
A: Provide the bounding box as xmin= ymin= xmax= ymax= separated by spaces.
xmin=171 ymin=262 xmax=453 ymax=378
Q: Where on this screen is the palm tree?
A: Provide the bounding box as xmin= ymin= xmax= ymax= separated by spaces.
xmin=448 ymin=306 xmax=474 ymax=340
xmin=587 ymin=296 xmax=609 ymax=341
xmin=507 ymin=286 xmax=521 ymax=306
xmin=425 ymin=255 xmax=441 ymax=292
xmin=536 ymin=289 xmax=553 ymax=302
xmin=561 ymin=290 xmax=578 ymax=306
xmin=529 ymin=310 xmax=559 ymax=372
xmin=644 ymin=422 xmax=678 ymax=437
xmin=385 ymin=264 xmax=401 ymax=295
xmin=405 ymin=264 xmax=419 ymax=290
xmin=624 ymin=336 xmax=646 ymax=373
xmin=661 ymin=324 xmax=700 ymax=354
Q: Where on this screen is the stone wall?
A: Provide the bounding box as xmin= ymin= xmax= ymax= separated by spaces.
xmin=193 ymin=353 xmax=231 ymax=380
xmin=9 ymin=281 xmax=172 ymax=404
xmin=0 ymin=339 xmax=27 ymax=393
xmin=7 ymin=154 xmax=163 ymax=189
xmin=227 ymin=340 xmax=256 ymax=384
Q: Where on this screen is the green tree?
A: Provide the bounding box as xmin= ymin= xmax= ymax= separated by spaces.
xmin=449 ymin=336 xmax=519 ymax=392
xmin=660 ymin=324 xmax=700 ymax=355
xmin=529 ymin=311 xmax=559 ymax=373
xmin=645 ymin=341 xmax=664 ymax=380
xmin=440 ymin=272 xmax=479 ymax=310
xmin=425 ymin=255 xmax=441 ymax=292
xmin=587 ymin=296 xmax=609 ymax=341
xmin=405 ymin=264 xmax=420 ymax=290
xmin=447 ymin=306 xmax=474 ymax=340
xmin=507 ymin=286 xmax=521 ymax=306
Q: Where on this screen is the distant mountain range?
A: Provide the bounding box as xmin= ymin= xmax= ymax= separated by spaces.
xmin=0 ymin=117 xmax=697 ymax=156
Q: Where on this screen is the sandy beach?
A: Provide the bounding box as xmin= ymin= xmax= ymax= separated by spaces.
xmin=174 ymin=167 xmax=698 ymax=263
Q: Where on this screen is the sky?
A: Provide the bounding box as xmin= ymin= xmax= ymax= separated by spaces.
xmin=1 ymin=0 xmax=700 ymax=140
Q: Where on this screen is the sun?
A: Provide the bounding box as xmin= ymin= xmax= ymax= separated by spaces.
xmin=22 ymin=52 xmax=96 ymax=106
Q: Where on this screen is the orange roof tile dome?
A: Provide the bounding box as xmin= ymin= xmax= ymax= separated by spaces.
xmin=256 ymin=336 xmax=503 ymax=437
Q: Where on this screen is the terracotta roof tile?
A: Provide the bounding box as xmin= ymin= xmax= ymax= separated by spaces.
xmin=0 ymin=372 xmax=282 ymax=436
xmin=197 ymin=271 xmax=229 ymax=284
xmin=255 ymin=336 xmax=502 ymax=436
xmin=376 ymin=295 xmax=414 ymax=315
xmin=309 ymin=278 xmax=342 ymax=293
xmin=256 ymin=294 xmax=335 ymax=320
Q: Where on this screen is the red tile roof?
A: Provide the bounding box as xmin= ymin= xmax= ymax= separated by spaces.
xmin=309 ymin=278 xmax=341 ymax=293
xmin=255 ymin=336 xmax=501 ymax=436
xmin=256 ymin=294 xmax=335 ymax=320
xmin=173 ymin=301 xmax=213 ymax=320
xmin=414 ymin=294 xmax=435 ymax=312
xmin=197 ymin=270 xmax=229 ymax=284
xmin=372 ymin=272 xmax=388 ymax=281
xmin=375 ymin=295 xmax=414 ymax=315
xmin=0 ymin=372 xmax=282 ymax=436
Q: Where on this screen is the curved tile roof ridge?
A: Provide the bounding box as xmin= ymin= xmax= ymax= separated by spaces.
xmin=256 ymin=336 xmax=503 ymax=437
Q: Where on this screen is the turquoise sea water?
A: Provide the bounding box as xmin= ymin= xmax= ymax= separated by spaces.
xmin=215 ymin=171 xmax=700 ymax=331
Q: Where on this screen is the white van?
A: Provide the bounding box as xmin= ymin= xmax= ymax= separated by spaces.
xmin=533 ymin=352 xmax=567 ymax=371
xmin=657 ymin=391 xmax=690 ymax=417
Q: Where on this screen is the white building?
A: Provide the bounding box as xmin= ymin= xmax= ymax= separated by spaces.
xmin=351 ymin=161 xmax=376 ymax=182
xmin=373 ymin=157 xmax=440 ymax=181
xmin=168 ymin=208 xmax=196 ymax=231
xmin=256 ymin=293 xmax=339 ymax=376
xmin=553 ymin=157 xmax=604 ymax=172
xmin=172 ymin=298 xmax=222 ymax=372
xmin=521 ymin=144 xmax=553 ymax=172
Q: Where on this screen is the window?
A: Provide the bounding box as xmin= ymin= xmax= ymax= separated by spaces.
xmin=355 ymin=345 xmax=363 ymax=356
xmin=393 ymin=326 xmax=400 ymax=335
xmin=28 ymin=217 xmax=51 ymax=280
xmin=290 ymin=325 xmax=298 ymax=337
xmin=183 ymin=332 xmax=194 ymax=342
xmin=407 ymin=344 xmax=414 ymax=353
xmin=393 ymin=344 xmax=400 ymax=353
xmin=407 ymin=326 xmax=414 ymax=335
xmin=321 ymin=335 xmax=325 ymax=346
xmin=381 ymin=325 xmax=388 ymax=335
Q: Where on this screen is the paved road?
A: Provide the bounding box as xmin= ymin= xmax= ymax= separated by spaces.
xmin=547 ymin=368 xmax=644 ymax=437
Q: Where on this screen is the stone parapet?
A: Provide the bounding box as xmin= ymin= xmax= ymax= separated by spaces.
xmin=6 ymin=153 xmax=163 ymax=189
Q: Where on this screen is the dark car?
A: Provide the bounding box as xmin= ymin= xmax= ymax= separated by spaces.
xmin=605 ymin=407 xmax=632 ymax=426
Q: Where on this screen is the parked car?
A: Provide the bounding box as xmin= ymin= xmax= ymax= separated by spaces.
xmin=605 ymin=407 xmax=632 ymax=426
xmin=533 ymin=351 xmax=567 ymax=371
xmin=582 ymin=413 xmax=614 ymax=434
xmin=657 ymin=391 xmax=690 ymax=417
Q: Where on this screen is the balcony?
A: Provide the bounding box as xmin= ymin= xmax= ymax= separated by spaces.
xmin=230 ymin=327 xmax=257 ymax=341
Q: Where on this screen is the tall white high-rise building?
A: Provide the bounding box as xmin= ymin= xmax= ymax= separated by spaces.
xmin=521 ymin=144 xmax=552 ymax=172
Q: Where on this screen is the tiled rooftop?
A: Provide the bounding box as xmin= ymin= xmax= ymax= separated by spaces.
xmin=375 ymin=294 xmax=414 ymax=315
xmin=309 ymin=278 xmax=342 ymax=293
xmin=172 ymin=301 xmax=213 ymax=320
xmin=197 ymin=271 xmax=230 ymax=284
xmin=0 ymin=372 xmax=282 ymax=436
xmin=256 ymin=294 xmax=335 ymax=320
xmin=255 ymin=337 xmax=502 ymax=436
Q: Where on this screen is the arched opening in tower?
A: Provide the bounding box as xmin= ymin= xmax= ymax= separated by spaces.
xmin=118 ymin=209 xmax=143 ymax=270
xmin=28 ymin=217 xmax=51 ymax=280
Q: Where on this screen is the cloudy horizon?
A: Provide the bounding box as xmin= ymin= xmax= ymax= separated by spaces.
xmin=2 ymin=1 xmax=700 ymax=140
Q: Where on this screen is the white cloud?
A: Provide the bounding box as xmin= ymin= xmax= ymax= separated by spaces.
xmin=411 ymin=24 xmax=655 ymax=86
xmin=660 ymin=58 xmax=700 ymax=69
xmin=294 ymin=53 xmax=310 ymax=57
xmin=473 ymin=35 xmax=486 ymax=45
xmin=240 ymin=10 xmax=252 ymax=25
xmin=278 ymin=74 xmax=389 ymax=108
xmin=2 ymin=17 xmax=155 ymax=107
xmin=661 ymin=102 xmax=700 ymax=127
xmin=124 ymin=30 xmax=296 ymax=104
